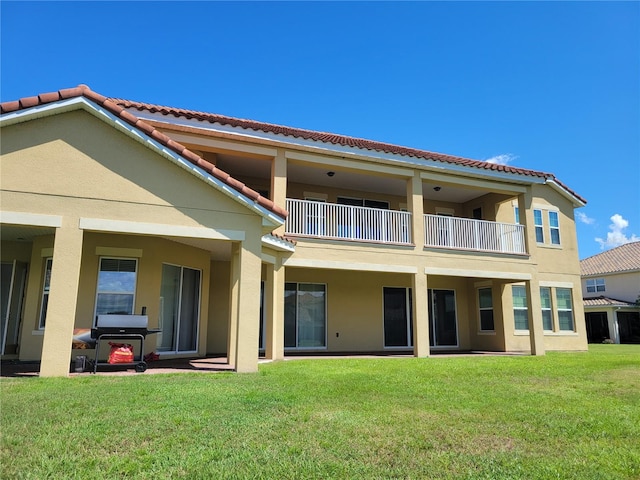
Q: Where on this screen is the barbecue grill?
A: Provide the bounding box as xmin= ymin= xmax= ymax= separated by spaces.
xmin=91 ymin=314 xmax=160 ymax=373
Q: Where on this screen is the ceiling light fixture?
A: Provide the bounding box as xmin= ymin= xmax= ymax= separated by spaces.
xmin=433 ymin=186 xmax=441 ymax=192
xmin=327 ymin=171 xmax=335 ymax=177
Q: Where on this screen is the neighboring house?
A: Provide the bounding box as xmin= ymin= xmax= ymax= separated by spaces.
xmin=581 ymin=242 xmax=640 ymax=344
xmin=1 ymin=85 xmax=589 ymax=377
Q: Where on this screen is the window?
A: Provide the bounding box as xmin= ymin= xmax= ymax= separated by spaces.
xmin=383 ymin=287 xmax=413 ymax=347
xmin=38 ymin=258 xmax=53 ymax=329
xmin=285 ymin=283 xmax=326 ymax=349
xmin=336 ymin=197 xmax=389 ymax=209
xmin=512 ymin=285 xmax=529 ymax=330
xmin=549 ymin=211 xmax=560 ymax=245
xmin=95 ymin=258 xmax=137 ymax=318
xmin=514 ymin=206 xmax=520 ymax=224
xmin=478 ymin=288 xmax=494 ymax=331
xmin=556 ymin=288 xmax=574 ymax=331
xmin=534 ymin=210 xmax=544 ymax=243
xmin=586 ymin=278 xmax=606 ymax=293
xmin=540 ymin=287 xmax=553 ymax=330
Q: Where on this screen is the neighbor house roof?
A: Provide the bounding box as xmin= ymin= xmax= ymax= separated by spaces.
xmin=583 ymin=296 xmax=638 ymax=308
xmin=112 ymin=98 xmax=586 ymax=205
xmin=580 ymin=241 xmax=640 ymax=276
xmin=0 ymin=85 xmax=287 ymax=220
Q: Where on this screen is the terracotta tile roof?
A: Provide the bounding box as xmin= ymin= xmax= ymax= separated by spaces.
xmin=110 ymin=98 xmax=586 ymax=205
xmin=583 ymin=296 xmax=638 ymax=308
xmin=0 ymin=85 xmax=287 ymax=220
xmin=580 ymin=241 xmax=640 ymax=276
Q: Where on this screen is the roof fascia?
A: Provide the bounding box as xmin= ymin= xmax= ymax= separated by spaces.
xmin=261 ymin=234 xmax=296 ymax=253
xmin=546 ymin=179 xmax=585 ymax=207
xmin=581 ymin=268 xmax=640 ymax=278
xmin=135 ymin=111 xmax=554 ymax=186
xmin=1 ymin=98 xmax=284 ymax=229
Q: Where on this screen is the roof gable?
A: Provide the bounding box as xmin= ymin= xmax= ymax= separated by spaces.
xmin=0 ymin=85 xmax=287 ymax=224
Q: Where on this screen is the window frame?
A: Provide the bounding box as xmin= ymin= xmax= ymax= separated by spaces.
xmin=93 ymin=257 xmax=138 ymax=323
xmin=548 ymin=211 xmax=561 ymax=245
xmin=512 ymin=285 xmax=529 ymax=331
xmin=284 ymin=282 xmax=327 ymax=350
xmin=586 ymin=278 xmax=606 ymax=293
xmin=533 ymin=209 xmax=544 ymax=243
xmin=38 ymin=258 xmax=53 ymax=329
xmin=556 ymin=288 xmax=575 ymax=331
xmin=540 ymin=287 xmax=553 ymax=331
xmin=478 ymin=287 xmax=495 ymax=332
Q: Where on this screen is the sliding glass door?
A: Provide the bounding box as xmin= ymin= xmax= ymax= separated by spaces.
xmin=383 ymin=287 xmax=413 ymax=348
xmin=284 ymin=283 xmax=326 ymax=349
xmin=428 ymin=289 xmax=458 ymax=347
xmin=157 ymin=264 xmax=201 ymax=353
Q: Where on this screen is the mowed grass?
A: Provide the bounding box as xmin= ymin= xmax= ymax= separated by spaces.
xmin=2 ymin=345 xmax=639 ymax=479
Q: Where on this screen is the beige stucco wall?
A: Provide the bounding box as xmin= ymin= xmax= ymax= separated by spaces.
xmin=208 ymin=260 xmax=231 ymax=354
xmin=2 ymin=109 xmax=267 ymax=368
xmin=582 ymin=271 xmax=640 ymax=304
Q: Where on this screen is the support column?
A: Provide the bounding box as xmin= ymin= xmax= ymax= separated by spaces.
xmin=407 ymin=173 xmax=424 ymax=248
xmin=227 ymin=243 xmax=241 ymax=369
xmin=39 ymin=219 xmax=83 ymax=377
xmin=517 ymin=190 xmax=537 ymax=258
xmin=525 ymin=274 xmax=545 ymax=356
xmin=412 ymin=271 xmax=430 ymax=357
xmin=271 ymin=148 xmax=287 ymax=236
xmin=233 ymin=234 xmax=263 ymax=373
xmin=264 ymin=258 xmax=285 ymax=360
xmin=607 ymin=309 xmax=620 ymax=344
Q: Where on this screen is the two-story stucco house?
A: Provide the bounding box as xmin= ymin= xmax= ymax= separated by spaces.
xmin=1 ymin=85 xmax=588 ymax=377
xmin=581 ymin=241 xmax=640 ymax=344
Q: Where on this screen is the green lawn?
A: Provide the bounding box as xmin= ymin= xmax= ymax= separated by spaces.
xmin=2 ymin=345 xmax=639 ymax=479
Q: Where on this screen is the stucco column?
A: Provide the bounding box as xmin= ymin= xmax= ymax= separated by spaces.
xmin=517 ymin=190 xmax=537 ymax=258
xmin=412 ymin=271 xmax=430 ymax=357
xmin=607 ymin=309 xmax=620 ymax=344
xmin=264 ymin=258 xmax=285 ymax=360
xmin=525 ymin=274 xmax=545 ymax=356
xmin=271 ymin=148 xmax=287 ymax=236
xmin=39 ymin=219 xmax=83 ymax=377
xmin=233 ymin=234 xmax=263 ymax=373
xmin=227 ymin=243 xmax=241 ymax=369
xmin=407 ymin=173 xmax=424 ymax=248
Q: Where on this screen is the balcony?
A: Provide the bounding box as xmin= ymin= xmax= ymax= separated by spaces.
xmin=424 ymin=214 xmax=526 ymax=255
xmin=285 ymin=199 xmax=527 ymax=255
xmin=286 ymin=199 xmax=412 ymax=245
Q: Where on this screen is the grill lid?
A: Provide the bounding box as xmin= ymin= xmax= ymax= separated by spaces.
xmin=96 ymin=314 xmax=149 ymax=329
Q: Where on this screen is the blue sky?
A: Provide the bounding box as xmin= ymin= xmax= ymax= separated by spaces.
xmin=1 ymin=1 xmax=638 ymax=260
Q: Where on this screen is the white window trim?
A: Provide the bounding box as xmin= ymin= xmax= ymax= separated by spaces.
xmin=284 ymin=282 xmax=328 ymax=350
xmin=478 ymin=287 xmax=495 ymax=332
xmin=586 ymin=278 xmax=606 ymax=293
xmin=512 ymin=285 xmax=529 ymax=332
xmin=93 ymin=257 xmax=138 ymax=324
xmin=38 ymin=258 xmax=53 ymax=330
xmin=540 ymin=286 xmax=553 ymax=331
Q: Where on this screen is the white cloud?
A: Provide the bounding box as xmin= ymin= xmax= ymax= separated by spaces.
xmin=484 ymin=154 xmax=517 ymax=165
xmin=595 ymin=214 xmax=640 ymax=250
xmin=576 ymin=212 xmax=595 ymax=225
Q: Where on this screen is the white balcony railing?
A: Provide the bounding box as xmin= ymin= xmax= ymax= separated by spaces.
xmin=286 ymin=199 xmax=412 ymax=245
xmin=424 ymin=214 xmax=526 ymax=255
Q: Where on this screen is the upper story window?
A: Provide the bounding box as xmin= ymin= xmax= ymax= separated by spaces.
xmin=549 ymin=211 xmax=561 ymax=245
xmin=337 ymin=197 xmax=389 ymax=209
xmin=533 ymin=206 xmax=561 ymax=246
xmin=534 ymin=209 xmax=544 ymax=243
xmin=586 ymin=278 xmax=606 ymax=293
xmin=95 ymin=258 xmax=137 ymax=319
